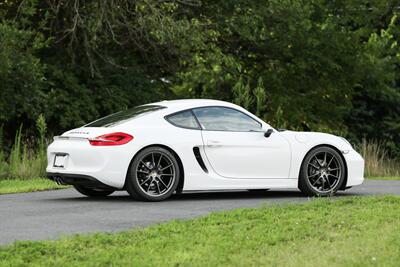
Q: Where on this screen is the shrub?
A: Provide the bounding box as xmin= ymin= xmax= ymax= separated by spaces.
xmin=1 ymin=116 xmax=48 ymax=180
xmin=359 ymin=139 xmax=400 ymax=177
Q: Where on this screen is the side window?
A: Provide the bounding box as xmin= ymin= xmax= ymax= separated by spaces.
xmin=166 ymin=110 xmax=200 ymax=129
xmin=192 ymin=107 xmax=262 ymax=131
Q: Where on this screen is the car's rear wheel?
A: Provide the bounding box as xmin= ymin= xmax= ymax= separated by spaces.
xmin=298 ymin=146 xmax=345 ymax=197
xmin=73 ymin=185 xmax=114 ymax=198
xmin=126 ymin=147 xmax=180 ymax=201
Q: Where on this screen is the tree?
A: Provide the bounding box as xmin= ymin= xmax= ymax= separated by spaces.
xmin=0 ymin=21 xmax=46 ymax=142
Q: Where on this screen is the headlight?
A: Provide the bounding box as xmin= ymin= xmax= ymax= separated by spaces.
xmin=340 ymin=137 xmax=353 ymax=148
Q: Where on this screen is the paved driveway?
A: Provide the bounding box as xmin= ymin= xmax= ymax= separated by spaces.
xmin=1 ymin=179 xmax=399 ymax=245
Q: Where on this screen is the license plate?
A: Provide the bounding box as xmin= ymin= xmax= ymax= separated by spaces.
xmin=53 ymin=154 xmax=67 ymax=168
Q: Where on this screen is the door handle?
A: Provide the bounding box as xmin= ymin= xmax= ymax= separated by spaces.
xmin=207 ymin=140 xmax=221 ymax=147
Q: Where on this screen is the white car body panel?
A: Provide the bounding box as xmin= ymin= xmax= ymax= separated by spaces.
xmin=46 ymin=99 xmax=364 ymax=191
xmin=201 ymin=130 xmax=291 ymax=179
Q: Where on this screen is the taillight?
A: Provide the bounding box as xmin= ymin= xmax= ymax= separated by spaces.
xmin=89 ymin=132 xmax=133 ymax=146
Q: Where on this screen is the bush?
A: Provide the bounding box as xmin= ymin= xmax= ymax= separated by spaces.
xmin=0 ymin=117 xmax=48 ymax=181
xmin=358 ymin=139 xmax=400 ymax=177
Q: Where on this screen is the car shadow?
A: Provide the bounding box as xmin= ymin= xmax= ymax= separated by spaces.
xmin=47 ymin=189 xmax=364 ymax=203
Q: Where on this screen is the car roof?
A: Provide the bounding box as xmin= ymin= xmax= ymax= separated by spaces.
xmin=150 ymin=99 xmax=237 ymax=112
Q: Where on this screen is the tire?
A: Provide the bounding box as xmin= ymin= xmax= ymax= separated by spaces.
xmin=298 ymin=146 xmax=346 ymax=197
xmin=73 ymin=185 xmax=114 ymax=198
xmin=126 ymin=146 xmax=180 ymax=201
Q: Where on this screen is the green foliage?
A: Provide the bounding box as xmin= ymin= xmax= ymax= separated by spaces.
xmin=346 ymin=15 xmax=400 ymax=157
xmin=3 ymin=122 xmax=47 ymax=180
xmin=0 ymin=0 xmax=399 ymax=159
xmin=36 ymin=114 xmax=47 ymax=150
xmin=9 ymin=125 xmax=23 ymax=176
xmin=233 ymin=77 xmax=253 ymax=110
xmin=0 ymin=21 xmax=46 ymax=139
xmin=254 ymin=77 xmax=267 ymax=118
xmin=0 ymin=125 xmax=7 ymax=179
xmin=1 ymin=196 xmax=400 ymax=265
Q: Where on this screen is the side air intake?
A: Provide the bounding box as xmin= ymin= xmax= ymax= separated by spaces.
xmin=193 ymin=147 xmax=208 ymax=173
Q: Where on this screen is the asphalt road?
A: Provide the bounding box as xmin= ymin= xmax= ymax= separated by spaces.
xmin=1 ymin=179 xmax=400 ymax=245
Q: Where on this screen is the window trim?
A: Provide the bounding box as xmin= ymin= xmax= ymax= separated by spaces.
xmin=192 ymin=106 xmax=262 ymax=132
xmin=165 ymin=105 xmax=263 ymax=132
xmin=164 ymin=110 xmax=201 ymax=130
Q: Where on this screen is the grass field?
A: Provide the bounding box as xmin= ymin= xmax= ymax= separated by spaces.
xmin=0 ymin=196 xmax=399 ymax=266
xmin=0 ymin=178 xmax=67 ymax=195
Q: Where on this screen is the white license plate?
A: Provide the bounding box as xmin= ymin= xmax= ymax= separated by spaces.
xmin=53 ymin=154 xmax=67 ymax=168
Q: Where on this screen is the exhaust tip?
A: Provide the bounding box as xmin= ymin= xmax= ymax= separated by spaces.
xmin=54 ymin=176 xmax=64 ymax=185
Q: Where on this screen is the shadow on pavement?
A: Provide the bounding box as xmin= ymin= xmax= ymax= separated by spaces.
xmin=44 ymin=188 xmax=364 ymax=203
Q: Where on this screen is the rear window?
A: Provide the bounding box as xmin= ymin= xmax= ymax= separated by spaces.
xmin=84 ymin=105 xmax=166 ymax=127
xmin=165 ymin=110 xmax=200 ymax=129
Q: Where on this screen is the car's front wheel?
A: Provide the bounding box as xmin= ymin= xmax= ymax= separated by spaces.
xmin=298 ymin=146 xmax=345 ymax=197
xmin=126 ymin=146 xmax=180 ymax=201
xmin=73 ymin=185 xmax=114 ymax=198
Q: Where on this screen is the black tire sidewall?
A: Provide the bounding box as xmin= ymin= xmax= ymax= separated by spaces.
xmin=299 ymin=146 xmax=346 ymax=196
xmin=126 ymin=147 xmax=180 ymax=201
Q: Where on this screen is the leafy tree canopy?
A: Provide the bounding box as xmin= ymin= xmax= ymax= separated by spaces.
xmin=0 ymin=0 xmax=399 ymax=156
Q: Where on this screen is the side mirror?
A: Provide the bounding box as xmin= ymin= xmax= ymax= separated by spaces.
xmin=264 ymin=129 xmax=274 ymax=138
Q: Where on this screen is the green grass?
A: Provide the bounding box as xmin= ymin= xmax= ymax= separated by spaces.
xmin=0 ymin=178 xmax=67 ymax=195
xmin=0 ymin=196 xmax=399 ymax=266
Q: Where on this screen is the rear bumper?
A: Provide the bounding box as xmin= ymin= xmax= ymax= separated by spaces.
xmin=46 ymin=138 xmax=138 ymax=189
xmin=47 ymin=172 xmax=117 ymax=190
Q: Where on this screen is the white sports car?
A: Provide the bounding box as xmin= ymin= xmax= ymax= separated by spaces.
xmin=46 ymin=99 xmax=364 ymax=201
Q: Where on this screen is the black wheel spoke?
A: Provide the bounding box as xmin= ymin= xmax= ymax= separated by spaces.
xmin=325 ymin=176 xmax=331 ymax=187
xmin=158 ymin=178 xmax=168 ymax=188
xmin=312 ymin=176 xmax=322 ymax=186
xmin=314 ymin=156 xmax=322 ymax=167
xmin=328 ymin=173 xmax=340 ymax=180
xmin=307 ymin=151 xmax=342 ymax=193
xmin=327 ymin=156 xmax=334 ymax=168
xmin=136 ymin=152 xmax=175 ymax=197
xmin=156 ymin=182 xmax=161 ymax=194
xmin=140 ymin=177 xmax=151 ymax=186
xmin=147 ymin=182 xmax=153 ymax=192
xmin=308 ymin=173 xmax=320 ymax=179
xmin=157 ymin=155 xmax=163 ymax=168
xmin=160 ymin=164 xmax=173 ymax=171
xmin=309 ymin=163 xmax=320 ymax=170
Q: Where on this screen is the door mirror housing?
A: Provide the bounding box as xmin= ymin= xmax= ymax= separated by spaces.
xmin=264 ymin=129 xmax=274 ymax=138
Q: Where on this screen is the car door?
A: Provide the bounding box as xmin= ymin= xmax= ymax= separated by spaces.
xmin=193 ymin=106 xmax=291 ymax=179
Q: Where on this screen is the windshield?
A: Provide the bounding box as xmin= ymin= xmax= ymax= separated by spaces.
xmin=84 ymin=105 xmax=166 ymax=127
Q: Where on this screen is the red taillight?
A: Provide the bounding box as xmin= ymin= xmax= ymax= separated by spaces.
xmin=89 ymin=132 xmax=133 ymax=146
